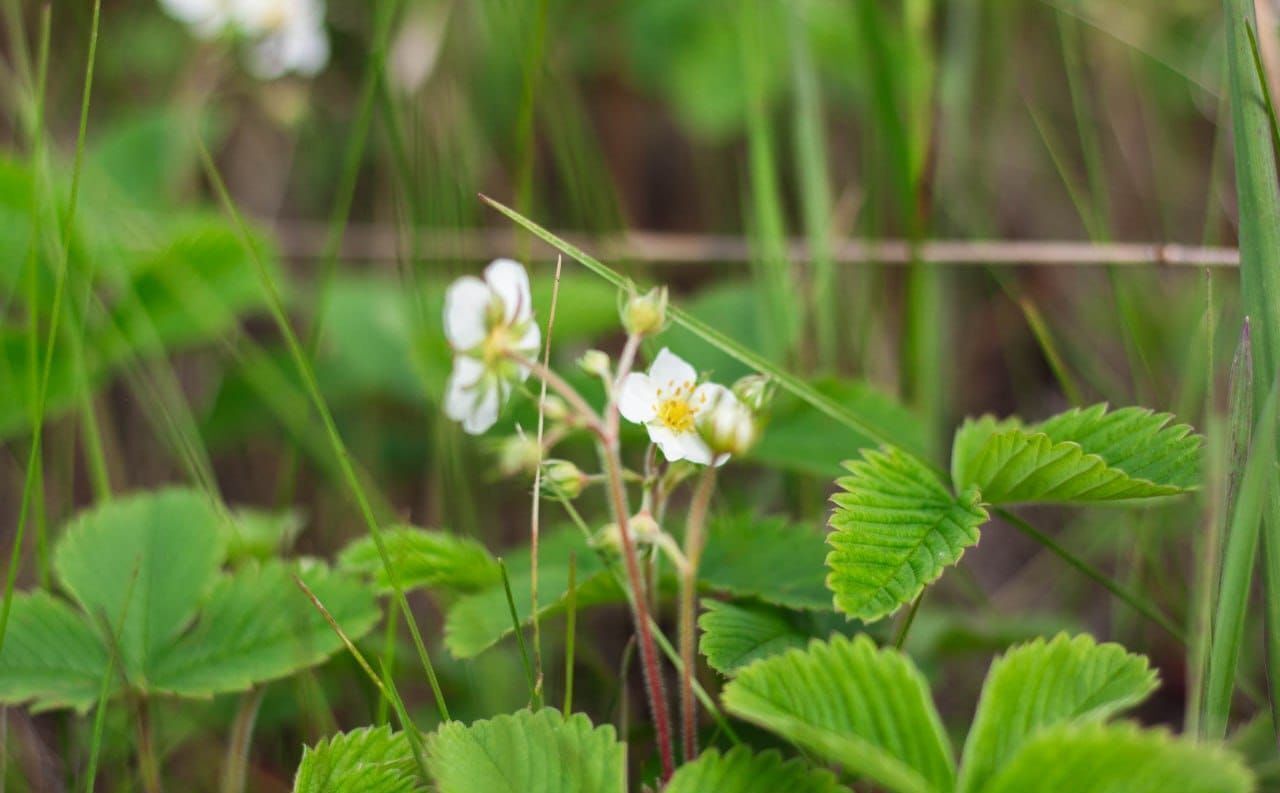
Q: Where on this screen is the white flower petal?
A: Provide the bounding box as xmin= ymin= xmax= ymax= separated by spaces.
xmin=444 ymin=362 xmax=481 ymax=421
xmin=515 ymin=321 xmax=541 ymax=358
xmin=673 ymin=431 xmax=714 ymax=466
xmin=646 ymin=424 xmax=686 ymax=462
xmin=618 ymin=373 xmax=658 ymax=423
xmin=691 ymin=382 xmax=732 ymax=417
xmin=461 ymin=384 xmax=501 ymax=435
xmin=485 ymin=259 xmax=533 ymax=325
xmin=443 ymin=276 xmax=491 ymax=350
xmin=648 ymin=348 xmax=697 ymax=389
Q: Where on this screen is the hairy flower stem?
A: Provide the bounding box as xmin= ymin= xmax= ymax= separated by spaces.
xmin=514 ymin=350 xmax=676 ymax=780
xmin=679 ymin=466 xmax=716 ymax=762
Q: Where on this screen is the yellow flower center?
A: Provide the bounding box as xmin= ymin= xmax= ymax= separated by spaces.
xmin=652 ymin=381 xmax=705 ymax=433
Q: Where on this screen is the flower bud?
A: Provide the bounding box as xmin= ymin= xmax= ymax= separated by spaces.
xmin=539 ymin=459 xmax=586 ymax=500
xmin=578 ymin=349 xmax=612 ymax=379
xmin=698 ymin=389 xmax=758 ymax=459
xmin=621 ymin=286 xmax=669 ymax=337
xmin=629 ymin=511 xmax=663 ymax=544
xmin=732 ymin=374 xmax=775 ymax=414
xmin=493 ymin=434 xmax=542 ymax=477
xmin=540 ymin=394 xmax=570 ymax=423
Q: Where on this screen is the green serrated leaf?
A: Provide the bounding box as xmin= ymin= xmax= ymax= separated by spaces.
xmin=982 ymin=723 xmax=1253 ymax=793
xmin=425 ymin=708 xmax=626 ymax=793
xmin=956 ymin=633 xmax=1159 ymax=793
xmin=149 ymin=560 xmax=379 ymax=698
xmin=222 ymin=507 xmax=304 ymax=564
xmin=53 ymin=488 xmax=226 ymax=682
xmin=701 ymin=516 xmax=831 ymax=611
xmin=339 ymin=526 xmax=500 ymax=595
xmin=293 ymin=725 xmax=424 ymax=793
xmin=665 ymin=746 xmax=844 ymax=793
xmin=723 ymin=634 xmax=955 ymax=793
xmin=827 ymin=446 xmax=988 ymax=622
xmin=950 ymin=405 xmax=1201 ymax=505
xmin=0 ymin=591 xmax=108 ymax=713
xmin=698 ymin=599 xmax=845 ymax=675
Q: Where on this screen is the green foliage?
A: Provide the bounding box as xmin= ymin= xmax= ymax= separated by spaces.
xmin=665 ymin=746 xmax=844 ymax=793
xmin=425 ymin=708 xmax=625 ymax=793
xmin=981 ymin=723 xmax=1252 ymax=793
xmin=951 ymin=406 xmax=1199 ymax=504
xmin=830 ymin=404 xmax=1202 ymax=622
xmin=956 ymin=633 xmax=1158 ymax=793
xmin=339 ymin=526 xmax=501 ymax=595
xmin=0 ymin=488 xmax=378 ymax=711
xmin=221 ymin=507 xmax=304 ymax=564
xmin=293 ymin=726 xmax=424 ymax=793
xmin=827 ymin=447 xmax=987 ymax=622
xmin=698 ymin=599 xmax=843 ymax=675
xmin=723 ymin=634 xmax=955 ymax=793
xmin=701 ymin=516 xmax=830 ymax=611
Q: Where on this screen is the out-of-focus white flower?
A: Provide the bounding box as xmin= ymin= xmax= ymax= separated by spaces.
xmin=618 ymin=348 xmax=727 ymax=466
xmin=390 ymin=1 xmax=450 ymax=95
xmin=698 ymin=387 xmax=757 ymax=463
xmin=232 ymin=0 xmax=330 ymax=79
xmin=159 ymin=0 xmax=231 ymax=38
xmin=443 ymin=259 xmax=541 ymax=435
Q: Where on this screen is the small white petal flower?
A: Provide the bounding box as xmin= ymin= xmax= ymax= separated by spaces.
xmin=159 ymin=0 xmax=231 ymax=38
xmin=618 ymin=348 xmax=725 ymax=466
xmin=442 ymin=260 xmax=542 ymax=435
xmin=698 ymin=387 xmax=757 ymax=463
xmin=231 ymin=0 xmax=329 ymax=79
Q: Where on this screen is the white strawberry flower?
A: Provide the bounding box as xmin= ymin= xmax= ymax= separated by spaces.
xmin=231 ymin=0 xmax=330 ymax=78
xmin=159 ymin=0 xmax=231 ymax=38
xmin=618 ymin=348 xmax=729 ymax=466
xmin=443 ymin=259 xmax=541 ymax=435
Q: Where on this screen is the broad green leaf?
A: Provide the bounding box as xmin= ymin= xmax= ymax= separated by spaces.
xmin=950 ymin=406 xmax=1200 ymax=505
xmin=425 ymin=708 xmax=626 ymax=793
xmin=982 ymin=723 xmax=1253 ymax=793
xmin=723 ymin=634 xmax=955 ymax=793
xmin=698 ymin=599 xmax=845 ymax=675
xmin=293 ymin=725 xmax=424 ymax=793
xmin=665 ymin=746 xmax=844 ymax=793
xmin=956 ymin=633 xmax=1158 ymax=793
xmin=827 ymin=447 xmax=988 ymax=622
xmin=148 ymin=560 xmax=379 ymax=698
xmin=221 ymin=507 xmax=305 ymax=564
xmin=339 ymin=526 xmax=500 ymax=595
xmin=53 ymin=488 xmax=226 ymax=682
xmin=444 ymin=530 xmax=620 ymax=659
xmin=748 ymin=378 xmax=927 ymax=477
xmin=0 ymin=591 xmax=109 ymax=713
xmin=701 ymin=516 xmax=831 ymax=611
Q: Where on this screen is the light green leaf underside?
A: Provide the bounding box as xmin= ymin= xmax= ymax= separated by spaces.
xmin=444 ymin=530 xmax=620 ymax=659
xmin=53 ymin=488 xmax=226 ymax=682
xmin=827 ymin=447 xmax=987 ymax=622
xmin=149 ymin=560 xmax=379 ymax=698
xmin=956 ymin=633 xmax=1158 ymax=793
xmin=425 ymin=708 xmax=626 ymax=793
xmin=701 ymin=516 xmax=831 ymax=611
xmin=0 ymin=591 xmax=108 ymax=712
xmin=951 ymin=405 xmax=1200 ymax=504
xmin=698 ymin=599 xmax=846 ymax=675
xmin=723 ymin=634 xmax=955 ymax=793
xmin=293 ymin=725 xmax=424 ymax=793
xmin=339 ymin=526 xmax=501 ymax=595
xmin=982 ymin=723 xmax=1253 ymax=793
xmin=665 ymin=747 xmax=846 ymax=793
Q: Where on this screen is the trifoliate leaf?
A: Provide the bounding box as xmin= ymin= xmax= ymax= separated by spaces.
xmin=339 ymin=526 xmax=501 ymax=595
xmin=981 ymin=723 xmax=1252 ymax=793
xmin=698 ymin=599 xmax=845 ymax=675
xmin=53 ymin=488 xmax=226 ymax=681
xmin=293 ymin=725 xmax=424 ymax=793
xmin=723 ymin=634 xmax=955 ymax=793
xmin=0 ymin=591 xmax=109 ymax=712
xmin=956 ymin=633 xmax=1158 ymax=793
xmin=950 ymin=405 xmax=1200 ymax=505
xmin=827 ymin=447 xmax=988 ymax=622
xmin=665 ymin=746 xmax=844 ymax=793
xmin=149 ymin=560 xmax=379 ymax=698
xmin=701 ymin=516 xmax=831 ymax=611
xmin=425 ymin=708 xmax=626 ymax=793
